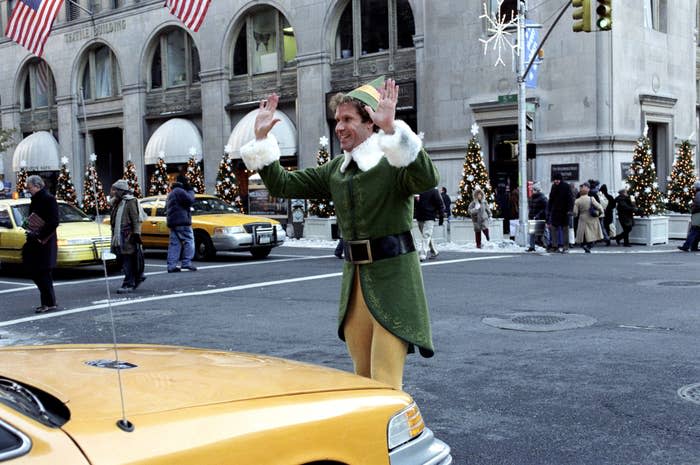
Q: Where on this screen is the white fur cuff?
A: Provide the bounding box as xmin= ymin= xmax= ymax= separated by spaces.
xmin=377 ymin=120 xmax=423 ymax=168
xmin=240 ymin=134 xmax=281 ymax=171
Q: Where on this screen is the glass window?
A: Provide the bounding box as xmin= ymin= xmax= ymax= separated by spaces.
xmin=88 ymin=0 xmax=102 ymax=14
xmin=23 ymin=78 xmax=31 ymax=110
xmin=21 ymin=61 xmax=54 ymax=109
xmin=66 ymin=0 xmax=80 ymax=20
xmin=233 ymin=23 xmax=248 ymax=75
xmin=232 ymin=8 xmax=296 ymax=76
xmin=361 ymin=0 xmax=389 ymax=54
xmin=150 ymin=29 xmax=199 ymax=89
xmin=335 ymin=0 xmax=415 ymax=59
xmin=80 ymin=45 xmax=120 ymax=100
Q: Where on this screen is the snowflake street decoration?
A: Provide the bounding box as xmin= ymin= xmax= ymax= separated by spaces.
xmin=89 ymin=153 xmax=97 ymax=162
xmin=319 ymin=136 xmax=329 ymax=148
xmin=224 ymin=144 xmax=232 ymax=155
xmin=479 ymin=0 xmax=518 ymax=67
xmin=470 ymin=123 xmax=480 ymax=136
xmin=61 ymin=156 xmax=69 ymax=165
xmin=159 ymin=150 xmax=166 ymax=159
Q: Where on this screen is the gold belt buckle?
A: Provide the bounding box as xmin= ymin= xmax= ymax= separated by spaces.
xmin=347 ymin=239 xmax=373 ymax=265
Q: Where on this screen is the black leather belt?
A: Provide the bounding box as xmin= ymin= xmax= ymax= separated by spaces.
xmin=344 ymin=231 xmax=415 ymax=265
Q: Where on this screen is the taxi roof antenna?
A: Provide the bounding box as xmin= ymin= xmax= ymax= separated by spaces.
xmin=80 ymin=89 xmax=134 ymax=433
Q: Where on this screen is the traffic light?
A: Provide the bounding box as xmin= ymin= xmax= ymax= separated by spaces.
xmin=572 ymin=0 xmax=592 ymax=33
xmin=596 ymin=0 xmax=612 ymax=31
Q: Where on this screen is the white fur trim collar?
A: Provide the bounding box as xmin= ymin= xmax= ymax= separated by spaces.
xmin=339 ymin=134 xmax=383 ymax=173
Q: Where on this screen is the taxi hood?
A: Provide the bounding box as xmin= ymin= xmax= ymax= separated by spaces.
xmin=0 ymin=345 xmax=386 ymax=418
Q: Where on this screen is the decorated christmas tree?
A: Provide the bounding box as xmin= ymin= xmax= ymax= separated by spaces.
xmin=82 ymin=154 xmax=110 ymax=214
xmin=185 ymin=149 xmax=205 ymax=194
xmin=56 ymin=156 xmax=78 ymax=205
xmin=148 ymin=155 xmax=169 ymax=196
xmin=666 ymin=140 xmax=697 ymax=213
xmin=308 ymin=137 xmax=335 ymax=218
xmin=453 ymin=123 xmax=497 ymax=217
xmin=15 ymin=165 xmax=28 ymax=196
xmin=625 ymin=130 xmax=665 ymax=217
xmin=123 ymin=158 xmax=142 ymax=198
xmin=216 ymin=145 xmax=244 ymax=210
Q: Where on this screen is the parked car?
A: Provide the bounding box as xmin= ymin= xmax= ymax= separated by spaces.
xmin=0 ymin=199 xmax=112 ymax=268
xmin=135 ymin=195 xmax=286 ymax=260
xmin=0 ymin=344 xmax=452 ymax=464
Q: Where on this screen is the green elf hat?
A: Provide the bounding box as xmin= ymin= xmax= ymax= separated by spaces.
xmin=347 ymin=76 xmax=385 ymax=111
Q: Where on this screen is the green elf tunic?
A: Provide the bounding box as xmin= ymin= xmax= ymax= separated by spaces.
xmin=240 ymin=120 xmax=439 ymax=357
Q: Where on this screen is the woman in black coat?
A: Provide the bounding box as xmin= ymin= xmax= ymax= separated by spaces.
xmin=614 ymin=188 xmax=635 ymax=247
xmin=600 ymin=184 xmax=616 ymax=237
xmin=22 ymin=175 xmax=59 ymax=313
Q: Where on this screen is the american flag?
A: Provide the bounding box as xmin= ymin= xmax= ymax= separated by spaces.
xmin=5 ymin=0 xmax=64 ymax=57
xmin=164 ymin=0 xmax=211 ymax=33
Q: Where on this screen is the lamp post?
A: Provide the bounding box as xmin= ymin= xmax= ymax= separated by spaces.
xmin=516 ymin=0 xmax=529 ymax=246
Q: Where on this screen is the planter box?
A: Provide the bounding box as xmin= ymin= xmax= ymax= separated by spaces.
xmin=448 ymin=218 xmax=504 ymax=244
xmin=615 ymin=215 xmax=669 ymax=246
xmin=667 ymin=213 xmax=691 ymax=239
xmin=303 ymin=217 xmax=337 ymax=240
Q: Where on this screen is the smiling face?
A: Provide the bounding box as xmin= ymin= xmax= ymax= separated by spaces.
xmin=334 ymin=103 xmax=374 ymax=152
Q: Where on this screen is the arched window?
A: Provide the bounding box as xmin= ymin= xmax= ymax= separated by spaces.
xmin=80 ymin=45 xmax=122 ymax=100
xmin=150 ymin=29 xmax=200 ymax=89
xmin=334 ymin=0 xmax=415 ymax=60
xmin=232 ymin=7 xmax=297 ymax=76
xmin=20 ymin=60 xmax=56 ymax=110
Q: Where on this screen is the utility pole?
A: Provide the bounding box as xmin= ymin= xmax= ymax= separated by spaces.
xmin=516 ymin=0 xmax=529 ymax=246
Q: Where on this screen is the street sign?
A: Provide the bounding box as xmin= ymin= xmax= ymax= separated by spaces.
xmin=524 ymin=20 xmax=540 ymax=88
xmin=498 ymin=94 xmax=517 ymax=104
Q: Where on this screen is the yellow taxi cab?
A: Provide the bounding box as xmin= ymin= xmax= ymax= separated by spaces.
xmin=0 ymin=199 xmax=112 ymax=268
xmin=0 ymin=344 xmax=452 ymax=464
xmin=138 ymin=194 xmax=286 ymax=260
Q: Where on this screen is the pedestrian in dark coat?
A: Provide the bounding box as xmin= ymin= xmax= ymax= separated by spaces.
xmin=614 ymin=188 xmax=635 ymax=247
xmin=526 ymin=182 xmax=548 ymax=251
xmin=678 ymin=181 xmax=700 ymax=251
xmin=546 ymin=173 xmax=574 ymax=253
xmin=600 ymin=184 xmax=616 ymax=237
xmin=22 ymin=175 xmax=59 ymax=313
xmin=414 ymin=187 xmax=445 ymax=260
xmin=440 ymin=187 xmax=451 ymax=218
xmin=110 ymin=179 xmax=143 ymax=293
xmin=166 ymin=175 xmax=197 ymax=272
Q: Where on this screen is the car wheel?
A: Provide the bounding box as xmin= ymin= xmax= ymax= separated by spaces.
xmin=250 ymin=246 xmax=272 ymax=259
xmin=194 ymin=231 xmax=216 ymax=260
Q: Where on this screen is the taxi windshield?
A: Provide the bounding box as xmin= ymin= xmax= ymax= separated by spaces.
xmin=12 ymin=203 xmax=93 ymax=225
xmin=191 ymin=198 xmax=239 ymax=215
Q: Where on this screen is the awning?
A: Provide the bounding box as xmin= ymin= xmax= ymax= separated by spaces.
xmin=12 ymin=131 xmax=60 ymax=172
xmin=145 ymin=118 xmax=203 ymax=164
xmin=227 ymin=110 xmax=297 ymax=159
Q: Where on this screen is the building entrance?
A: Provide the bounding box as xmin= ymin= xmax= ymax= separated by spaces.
xmin=92 ymin=128 xmax=123 ymax=188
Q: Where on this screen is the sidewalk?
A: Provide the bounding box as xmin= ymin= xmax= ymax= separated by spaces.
xmin=281 ymin=237 xmax=694 ymax=255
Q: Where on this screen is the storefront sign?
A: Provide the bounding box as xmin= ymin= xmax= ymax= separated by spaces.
xmin=620 ymin=162 xmax=632 ymax=179
xmin=326 ymin=80 xmax=416 ymax=119
xmin=551 ymin=163 xmax=579 ymax=182
xmin=64 ymin=19 xmax=126 ymax=43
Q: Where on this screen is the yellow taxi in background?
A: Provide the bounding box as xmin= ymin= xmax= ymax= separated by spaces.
xmin=0 ymin=199 xmax=112 ymax=268
xmin=139 ymin=195 xmax=286 ymax=260
xmin=0 ymin=344 xmax=452 ymax=464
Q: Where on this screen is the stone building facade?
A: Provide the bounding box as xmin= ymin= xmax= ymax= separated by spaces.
xmin=0 ymin=0 xmax=697 ymax=209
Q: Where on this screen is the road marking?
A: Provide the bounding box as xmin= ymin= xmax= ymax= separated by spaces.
xmin=0 ymin=255 xmax=510 ymax=328
xmin=0 ymin=280 xmax=28 ymax=285
xmin=0 ymin=255 xmax=334 ymax=295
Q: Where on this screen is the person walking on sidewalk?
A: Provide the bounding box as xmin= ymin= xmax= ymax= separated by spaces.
xmin=600 ymin=184 xmax=616 ymax=238
xmin=440 ymin=186 xmax=451 ymax=220
xmin=110 ymin=180 xmax=144 ymax=293
xmin=614 ymin=188 xmax=635 ymax=247
xmin=239 ymin=77 xmax=439 ymax=390
xmin=166 ymin=175 xmax=197 ymax=273
xmin=574 ymin=182 xmax=604 ymax=253
xmin=414 ymin=187 xmax=445 ymax=260
xmin=546 ymin=173 xmax=574 ymax=253
xmin=526 ymin=182 xmax=548 ymax=252
xmin=468 ymin=188 xmax=492 ymax=249
xmin=23 ymin=175 xmax=59 ymax=313
xmin=678 ymin=181 xmax=700 ymax=252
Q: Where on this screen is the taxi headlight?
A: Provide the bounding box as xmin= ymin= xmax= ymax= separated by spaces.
xmin=387 ymin=402 xmax=425 ymax=450
xmin=214 ymin=226 xmax=245 ymax=235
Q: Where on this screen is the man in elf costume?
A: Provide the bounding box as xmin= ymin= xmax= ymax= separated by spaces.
xmin=240 ymin=77 xmax=438 ymax=390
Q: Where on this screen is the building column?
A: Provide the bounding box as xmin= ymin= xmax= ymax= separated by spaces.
xmin=199 ymin=69 xmax=229 ymax=193
xmin=121 ymin=83 xmax=146 ymax=194
xmin=295 ymin=52 xmax=331 ymax=169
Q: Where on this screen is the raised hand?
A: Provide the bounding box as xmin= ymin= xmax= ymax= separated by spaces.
xmin=366 ymin=79 xmax=397 ymax=134
xmin=254 ymin=93 xmax=281 ymax=140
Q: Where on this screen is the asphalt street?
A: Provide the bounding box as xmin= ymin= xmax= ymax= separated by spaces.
xmin=1 ymin=244 xmax=699 ymax=465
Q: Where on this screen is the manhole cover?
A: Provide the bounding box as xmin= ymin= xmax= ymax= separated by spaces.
xmin=482 ymin=312 xmax=597 ymax=332
xmin=511 ymin=315 xmax=566 ymax=325
xmin=658 ymin=281 xmax=700 ymax=287
xmin=678 ymin=383 xmax=700 ymax=405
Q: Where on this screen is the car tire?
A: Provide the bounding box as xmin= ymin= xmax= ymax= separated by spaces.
xmin=194 ymin=231 xmax=216 ymax=260
xmin=250 ymin=246 xmax=272 ymax=259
